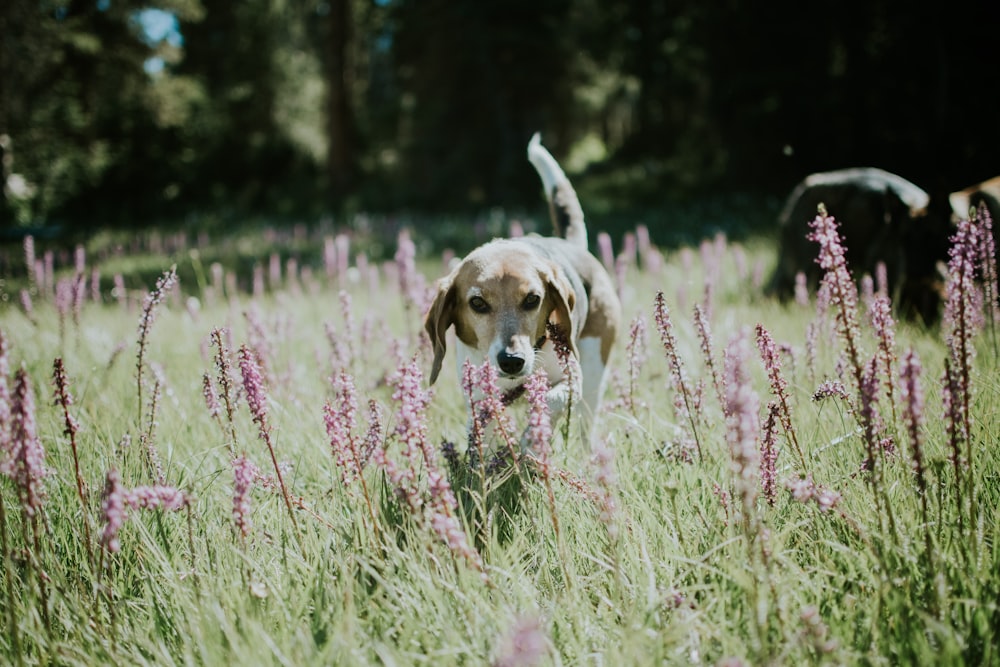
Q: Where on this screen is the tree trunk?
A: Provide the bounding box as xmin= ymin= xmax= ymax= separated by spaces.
xmin=327 ymin=0 xmax=355 ymax=198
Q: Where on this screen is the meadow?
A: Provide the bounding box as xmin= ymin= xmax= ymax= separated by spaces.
xmin=0 ymin=207 xmax=997 ymax=666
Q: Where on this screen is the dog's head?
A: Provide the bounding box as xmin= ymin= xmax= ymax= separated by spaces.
xmin=424 ymin=240 xmax=577 ymax=385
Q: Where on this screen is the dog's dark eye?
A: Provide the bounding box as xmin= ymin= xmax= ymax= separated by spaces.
xmin=522 ymin=294 xmax=541 ymax=310
xmin=469 ymin=296 xmax=490 ymax=313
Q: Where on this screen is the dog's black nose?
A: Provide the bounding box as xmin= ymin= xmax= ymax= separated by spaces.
xmin=497 ymin=350 xmax=525 ymax=375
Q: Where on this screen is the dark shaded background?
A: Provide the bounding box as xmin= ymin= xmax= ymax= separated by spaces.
xmin=2 ymin=0 xmax=998 ymax=238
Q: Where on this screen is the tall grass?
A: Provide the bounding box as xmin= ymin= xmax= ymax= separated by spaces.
xmin=0 ymin=208 xmax=997 ymax=665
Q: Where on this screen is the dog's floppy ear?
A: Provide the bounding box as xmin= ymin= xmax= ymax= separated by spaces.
xmin=543 ymin=262 xmax=578 ymax=358
xmin=424 ymin=275 xmax=457 ymax=385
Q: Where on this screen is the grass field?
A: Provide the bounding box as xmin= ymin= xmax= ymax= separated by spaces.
xmin=0 ymin=210 xmax=997 ymax=666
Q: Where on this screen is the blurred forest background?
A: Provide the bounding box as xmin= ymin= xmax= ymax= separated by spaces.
xmin=1 ymin=0 xmax=998 ymax=238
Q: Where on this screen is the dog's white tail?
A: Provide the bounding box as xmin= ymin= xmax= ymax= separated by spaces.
xmin=528 ymin=133 xmax=588 ymax=250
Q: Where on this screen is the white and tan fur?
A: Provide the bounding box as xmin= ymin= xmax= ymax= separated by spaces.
xmin=424 ymin=134 xmax=621 ymax=443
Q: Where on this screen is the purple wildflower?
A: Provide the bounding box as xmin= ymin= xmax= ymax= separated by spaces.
xmin=110 ymin=273 xmax=126 ymax=308
xmin=140 ymin=431 xmax=167 ymax=486
xmin=324 ymin=370 xmax=367 ymax=484
xmin=55 ymin=278 xmax=73 ymax=335
xmin=794 ymin=271 xmax=809 ymax=306
xmin=858 ymin=356 xmax=884 ymax=473
xmin=976 ymin=203 xmax=999 ymax=324
xmin=210 ymin=328 xmax=236 ymax=414
xmin=900 ymin=349 xmax=926 ymax=486
xmin=875 ymin=261 xmax=889 ymax=297
xmin=755 ymin=323 xmax=805 ymax=470
xmin=268 ymin=252 xmax=281 ymax=290
xmin=239 ymin=343 xmax=302 ymax=547
xmin=591 ymin=436 xmax=619 ymax=540
xmin=808 ymin=208 xmax=865 ymax=392
xmin=239 ymin=345 xmax=269 ymax=429
xmin=524 ymin=367 xmax=566 ymax=562
xmin=462 ymin=359 xmax=488 ymax=464
xmin=202 ymin=372 xmax=221 ymax=420
xmin=868 ymin=294 xmax=898 ymax=423
xmin=136 ymin=266 xmax=178 ymax=420
xmin=395 ymin=229 xmax=428 ymax=320
xmin=391 ymin=359 xmax=433 ymax=469
xmin=801 ymin=605 xmax=839 ymax=654
xmin=19 ymin=289 xmax=34 ymax=322
xmin=338 ymin=290 xmax=357 ymax=366
xmin=693 ymin=305 xmax=724 ymax=410
xmin=323 ymin=236 xmax=337 ymax=283
xmin=625 ymin=315 xmax=648 ymax=414
xmin=136 ymin=266 xmax=178 ymax=340
xmin=786 ymin=473 xmax=841 ymax=512
xmin=654 ymin=291 xmax=701 ymax=459
xmin=811 ymin=379 xmax=850 ymax=402
xmin=98 ymin=469 xmax=190 ymax=554
xmin=210 ymin=328 xmax=239 ymax=454
xmin=72 ymin=272 xmax=86 ymax=326
xmin=383 ymin=360 xmax=483 ymax=574
xmin=54 ymin=358 xmax=92 ymax=561
xmin=900 ymin=348 xmax=932 ymax=553
xmin=99 ymin=469 xmax=126 ymax=553
xmin=470 ymin=358 xmax=519 ymax=461
xmin=232 ymin=456 xmax=259 ymax=540
xmin=428 ymin=499 xmax=484 ymax=576
xmin=493 ymin=616 xmax=547 ymax=667
xmin=860 ymin=274 xmax=875 ymax=312
xmin=43 ymin=251 xmax=54 ymax=297
xmin=125 ymin=485 xmax=189 ymax=512
xmin=336 ymin=234 xmax=351 ymax=280
xmin=8 ymin=368 xmax=47 ymax=517
xmin=0 ymin=330 xmax=10 ymax=460
xmin=724 ymin=330 xmax=761 ymax=519
xmin=597 ymin=231 xmax=614 ymax=272
xmin=210 ymin=261 xmax=225 ymax=300
xmin=285 ymin=257 xmax=300 ymax=295
xmin=760 ymin=401 xmax=780 ymax=507
xmin=712 ymin=482 xmax=731 ymax=523
xmin=733 ymin=243 xmax=748 ymax=280
xmin=361 ymin=399 xmax=383 ymax=465
xmin=941 ymin=213 xmax=982 ymax=473
xmin=243 ymin=305 xmax=274 ymax=385
xmin=324 ymin=321 xmax=350 ymax=376
xmin=252 ymin=263 xmax=265 ymax=298
xmin=24 ymin=235 xmax=36 ymax=288
xmin=700 ymin=236 xmax=722 ymax=300
xmin=373 ymin=445 xmax=421 ymax=514
xmin=376 ymin=361 xmax=424 ymax=514
xmin=523 ymin=369 xmax=553 ymax=458
xmin=614 ymin=252 xmax=628 ymax=303
xmin=544 ymin=321 xmax=579 ymax=407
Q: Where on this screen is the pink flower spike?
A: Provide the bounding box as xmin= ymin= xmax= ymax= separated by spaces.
xmin=493 ymin=616 xmax=547 ymax=667
xmin=724 ymin=330 xmax=761 ymax=515
xmin=99 ymin=469 xmax=126 ymax=553
xmin=0 ymin=330 xmax=11 ymax=468
xmin=239 ymin=345 xmax=269 ymax=427
xmin=754 ymin=323 xmax=805 ymax=470
xmin=232 ymin=456 xmax=259 ymax=539
xmin=202 ymin=372 xmax=221 ymax=419
xmin=9 ymin=368 xmax=47 ymax=517
xmin=325 ymin=370 xmax=363 ymax=485
xmin=523 ymin=369 xmax=553 ymax=458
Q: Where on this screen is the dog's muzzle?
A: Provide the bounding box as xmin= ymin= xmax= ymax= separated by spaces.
xmin=496 ymin=350 xmax=526 ymax=375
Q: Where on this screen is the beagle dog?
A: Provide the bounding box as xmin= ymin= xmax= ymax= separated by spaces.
xmin=424 ymin=133 xmax=621 ymax=442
